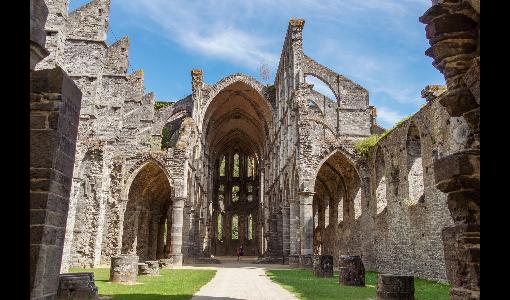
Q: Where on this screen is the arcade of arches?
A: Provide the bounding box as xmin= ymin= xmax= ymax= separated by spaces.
xmin=30 ymin=1 xmax=479 ymax=299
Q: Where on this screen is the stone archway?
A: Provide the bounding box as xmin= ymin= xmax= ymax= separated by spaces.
xmin=121 ymin=160 xmax=173 ymax=262
xmin=311 ymin=150 xmax=362 ymax=263
xmin=202 ymin=77 xmax=273 ymax=257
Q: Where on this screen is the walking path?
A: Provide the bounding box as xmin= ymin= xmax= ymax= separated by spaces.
xmin=181 ymin=256 xmax=298 ymax=300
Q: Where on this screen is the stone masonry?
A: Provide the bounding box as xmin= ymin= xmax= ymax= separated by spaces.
xmin=31 ymin=1 xmax=480 ymax=298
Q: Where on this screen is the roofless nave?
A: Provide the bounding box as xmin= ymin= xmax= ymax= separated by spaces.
xmin=30 ymin=1 xmax=480 ymax=299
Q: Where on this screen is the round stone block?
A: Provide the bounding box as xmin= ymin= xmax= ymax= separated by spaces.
xmin=312 ymin=255 xmax=334 ymax=277
xmin=110 ymin=255 xmax=139 ymax=283
xmin=376 ymin=274 xmax=414 ymax=300
xmin=338 ymin=255 xmax=365 ymax=286
xmin=139 ymin=260 xmax=160 ymax=275
xmin=57 ymin=272 xmax=98 ymax=300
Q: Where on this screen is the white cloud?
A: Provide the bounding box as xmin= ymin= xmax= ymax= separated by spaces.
xmin=377 ymin=106 xmax=405 ymax=128
xmin=120 ymin=0 xmax=279 ymax=70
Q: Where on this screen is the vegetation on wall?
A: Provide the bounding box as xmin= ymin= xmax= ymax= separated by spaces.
xmin=155 ymin=101 xmax=173 ymax=110
xmin=354 ymin=115 xmax=412 ymax=158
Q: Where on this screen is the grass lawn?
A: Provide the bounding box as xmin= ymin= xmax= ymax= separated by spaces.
xmin=266 ymin=269 xmax=450 ymax=300
xmin=69 ymin=268 xmax=216 ymax=300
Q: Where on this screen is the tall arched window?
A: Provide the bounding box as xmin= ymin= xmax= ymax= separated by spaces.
xmin=406 ymin=123 xmax=424 ymax=205
xmin=232 ymin=215 xmax=239 ymax=240
xmin=247 ymin=156 xmax=255 ymax=177
xmin=233 ymin=153 xmax=240 ymax=177
xmin=248 ymin=214 xmax=253 ymax=240
xmin=219 ymin=155 xmax=226 ymax=177
xmin=217 ymin=213 xmax=223 ymax=240
xmin=337 ymin=186 xmax=344 ymax=224
xmin=232 ymin=185 xmax=240 ymax=203
xmin=375 ymin=148 xmax=387 ymax=214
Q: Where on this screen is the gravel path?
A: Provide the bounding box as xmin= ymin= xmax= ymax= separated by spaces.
xmin=183 ymin=256 xmax=298 ymax=300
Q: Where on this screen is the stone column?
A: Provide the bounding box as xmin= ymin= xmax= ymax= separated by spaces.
xmin=170 ymin=197 xmax=185 ymax=265
xmin=420 ymin=2 xmax=479 ymax=299
xmin=30 ymin=67 xmax=81 ymax=300
xmin=299 ymin=191 xmax=314 ymax=267
xmin=110 ymin=255 xmax=139 ymax=284
xmin=165 ymin=207 xmax=172 ymax=257
xmin=289 ymin=198 xmax=300 ymax=267
xmin=282 ymin=202 xmax=290 ymax=263
xmin=156 ymin=219 xmax=165 ymax=259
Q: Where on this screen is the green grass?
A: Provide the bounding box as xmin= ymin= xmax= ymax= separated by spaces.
xmin=69 ymin=268 xmax=216 ymax=300
xmin=266 ymin=269 xmax=450 ymax=300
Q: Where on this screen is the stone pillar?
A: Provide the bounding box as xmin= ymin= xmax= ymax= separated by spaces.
xmin=57 ymin=273 xmax=98 ymax=300
xmin=170 ymin=197 xmax=185 ymax=265
xmin=148 ymin=213 xmax=160 ymax=260
xmin=110 ymin=255 xmax=138 ymax=284
xmin=312 ymin=255 xmax=333 ymax=277
xmin=30 ymin=67 xmax=81 ymax=300
xmin=30 ymin=0 xmax=49 ymax=70
xmin=338 ymin=255 xmax=365 ymax=287
xmin=299 ymin=191 xmax=314 ymax=267
xmin=165 ymin=207 xmax=172 ymax=257
xmin=420 ymin=2 xmax=479 ymax=299
xmin=289 ymin=198 xmax=300 ymax=267
xmin=157 ymin=219 xmax=165 ymax=259
xmin=138 ymin=261 xmax=160 ymax=276
xmin=282 ymin=202 xmax=290 ymax=263
xmin=376 ymin=274 xmax=414 ymax=300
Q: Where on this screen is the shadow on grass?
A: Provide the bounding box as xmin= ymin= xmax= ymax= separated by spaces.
xmin=99 ymin=295 xmax=243 ymax=300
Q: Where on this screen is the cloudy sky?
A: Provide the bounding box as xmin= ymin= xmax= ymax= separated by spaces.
xmin=69 ymin=0 xmax=443 ymax=129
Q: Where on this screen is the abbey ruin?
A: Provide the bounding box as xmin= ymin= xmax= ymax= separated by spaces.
xmin=30 ymin=1 xmax=480 ymax=299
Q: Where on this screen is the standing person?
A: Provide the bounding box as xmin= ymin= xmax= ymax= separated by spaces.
xmin=237 ymin=244 xmax=245 ymax=261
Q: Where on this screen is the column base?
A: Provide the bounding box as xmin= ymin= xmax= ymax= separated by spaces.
xmin=289 ymin=255 xmax=300 ymax=268
xmin=159 ymin=254 xmax=183 ymax=268
xmin=299 ymin=255 xmax=313 ymax=269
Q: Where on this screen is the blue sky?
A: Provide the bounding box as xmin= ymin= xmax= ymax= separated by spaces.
xmin=69 ymin=0 xmax=444 ymax=129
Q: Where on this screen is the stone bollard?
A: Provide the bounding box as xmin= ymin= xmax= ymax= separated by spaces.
xmin=289 ymin=255 xmax=300 ymax=268
xmin=376 ymin=274 xmax=414 ymax=300
xmin=299 ymin=254 xmax=313 ymax=268
xmin=139 ymin=261 xmax=160 ymax=276
xmin=159 ymin=258 xmax=173 ymax=269
xmin=57 ymin=272 xmax=98 ymax=300
xmin=110 ymin=255 xmax=139 ymax=283
xmin=312 ymin=255 xmax=334 ymax=277
xmin=338 ymin=255 xmax=365 ymax=286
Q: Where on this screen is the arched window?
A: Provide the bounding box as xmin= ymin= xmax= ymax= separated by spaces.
xmin=232 ymin=185 xmax=240 ymax=203
xmin=305 ymin=75 xmax=336 ymax=100
xmin=219 ymin=155 xmax=226 ymax=177
xmin=375 ymin=148 xmax=387 ymax=214
xmin=354 ymin=188 xmax=362 ymax=220
xmin=233 ymin=153 xmax=240 ymax=177
xmin=324 ymin=195 xmax=330 ymax=227
xmin=232 ymin=215 xmax=239 ymax=240
xmin=217 ymin=213 xmax=223 ymax=240
xmin=248 ymin=214 xmax=253 ymax=240
xmin=337 ymin=187 xmax=344 ymax=224
xmin=247 ymin=156 xmax=255 ymax=177
xmin=406 ymin=123 xmax=424 ymax=205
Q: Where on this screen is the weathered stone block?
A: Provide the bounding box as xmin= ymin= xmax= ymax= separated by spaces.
xmin=289 ymin=255 xmax=300 ymax=268
xmin=110 ymin=255 xmax=138 ymax=283
xmin=299 ymin=254 xmax=313 ymax=269
xmin=376 ymin=274 xmax=414 ymax=300
xmin=57 ymin=272 xmax=98 ymax=300
xmin=312 ymin=255 xmax=333 ymax=277
xmin=338 ymin=255 xmax=365 ymax=286
xmin=138 ymin=261 xmax=159 ymax=276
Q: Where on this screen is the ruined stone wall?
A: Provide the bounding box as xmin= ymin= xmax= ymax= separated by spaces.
xmin=32 ymin=1 xmax=468 ymax=287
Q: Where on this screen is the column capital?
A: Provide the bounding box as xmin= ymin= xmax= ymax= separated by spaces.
xmin=297 ymin=191 xmax=315 ymax=196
